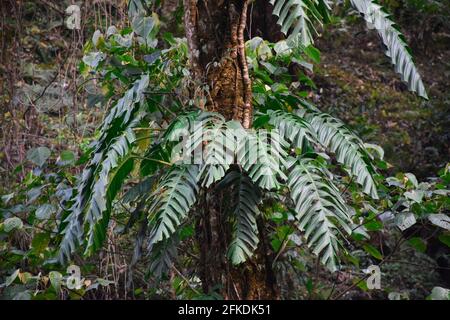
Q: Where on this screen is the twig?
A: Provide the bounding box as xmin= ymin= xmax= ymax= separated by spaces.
xmin=332 ymin=231 xmax=411 ymax=300
xmin=172 ymin=265 xmax=201 ymax=295
xmin=130 ymin=155 xmax=172 ymax=167
xmin=37 ymin=0 xmax=65 ymax=16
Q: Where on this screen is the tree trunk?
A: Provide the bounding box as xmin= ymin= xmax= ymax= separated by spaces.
xmin=183 ymin=0 xmax=252 ymax=126
xmin=183 ymin=0 xmax=279 ymax=299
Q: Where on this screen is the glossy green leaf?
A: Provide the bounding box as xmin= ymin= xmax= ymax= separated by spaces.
xmin=363 ymin=243 xmax=383 ymax=260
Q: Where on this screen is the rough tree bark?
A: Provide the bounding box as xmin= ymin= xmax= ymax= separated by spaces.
xmin=182 ymin=0 xmax=280 ymax=299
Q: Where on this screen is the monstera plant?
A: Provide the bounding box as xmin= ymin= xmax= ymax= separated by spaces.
xmin=58 ymin=0 xmax=427 ymax=299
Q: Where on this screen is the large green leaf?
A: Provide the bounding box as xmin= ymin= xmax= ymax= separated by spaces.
xmin=349 ymin=0 xmax=428 ymax=99
xmin=149 ymin=234 xmax=178 ymax=278
xmin=147 ymin=164 xmax=199 ymax=245
xmin=299 ymin=102 xmax=379 ymax=199
xmin=237 ymin=128 xmax=288 ymax=190
xmin=140 ymin=110 xmax=217 ymax=176
xmin=269 ymin=0 xmax=329 ymax=46
xmin=197 ymin=120 xmax=245 ymax=188
xmin=217 ymin=171 xmax=261 ymax=265
xmin=288 ymin=157 xmax=352 ymax=272
xmin=266 ymin=109 xmax=315 ymax=150
xmin=58 ymin=75 xmax=149 ymax=262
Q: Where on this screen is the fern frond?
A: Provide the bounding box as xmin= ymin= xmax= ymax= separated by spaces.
xmin=198 ymin=120 xmax=245 ymax=188
xmin=83 ymin=122 xmax=139 ymax=255
xmin=58 ymin=169 xmax=91 ymax=262
xmin=58 ymin=76 xmax=149 ymax=262
xmin=217 ymin=171 xmax=261 ymax=265
xmin=60 ymin=119 xmax=139 ymax=259
xmin=269 ymin=0 xmax=328 ymax=46
xmin=164 ymin=112 xmax=240 ymax=188
xmin=237 ymin=128 xmax=288 ymax=190
xmin=288 ymin=157 xmax=352 ymax=271
xmin=267 ymin=109 xmax=315 ymax=150
xmin=100 ymin=74 xmax=149 ymax=132
xmin=147 ymin=164 xmax=199 ymax=246
xmin=299 ymin=102 xmax=379 ymax=199
xmin=140 ymin=111 xmax=222 ymax=176
xmin=149 ymin=234 xmax=178 ymax=278
xmin=122 ymin=177 xmax=155 ymax=204
xmin=349 ymin=0 xmax=428 ymax=99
